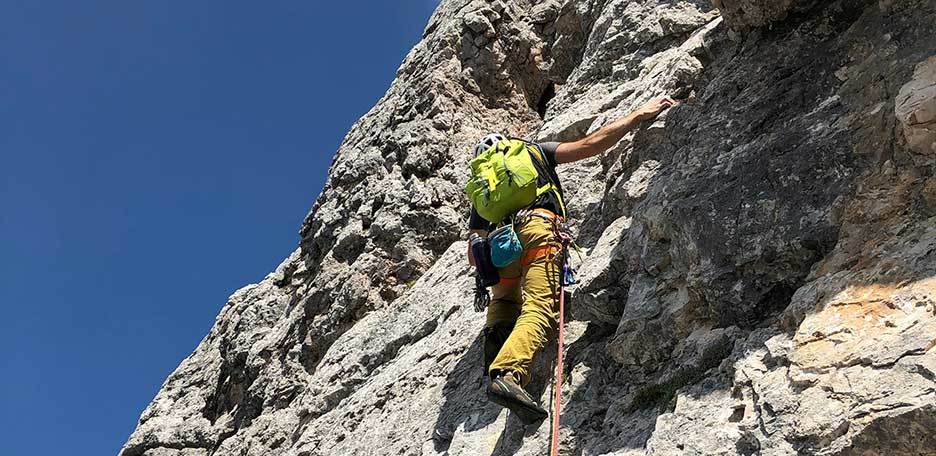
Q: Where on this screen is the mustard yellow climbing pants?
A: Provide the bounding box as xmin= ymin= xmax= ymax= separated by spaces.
xmin=485 ymin=212 xmax=562 ymax=386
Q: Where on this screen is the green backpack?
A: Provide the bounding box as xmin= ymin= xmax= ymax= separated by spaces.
xmin=464 ymin=138 xmax=564 ymax=224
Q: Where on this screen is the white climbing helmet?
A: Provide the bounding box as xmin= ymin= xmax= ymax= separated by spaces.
xmin=473 ymin=133 xmax=506 ymax=156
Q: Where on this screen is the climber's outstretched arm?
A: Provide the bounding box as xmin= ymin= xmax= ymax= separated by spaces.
xmin=554 ymin=96 xmax=676 ymax=164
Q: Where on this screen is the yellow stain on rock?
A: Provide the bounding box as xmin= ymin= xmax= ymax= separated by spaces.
xmin=791 ymin=277 xmax=936 ymax=370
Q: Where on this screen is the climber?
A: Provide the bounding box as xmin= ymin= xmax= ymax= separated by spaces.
xmin=465 ymin=95 xmax=676 ymax=424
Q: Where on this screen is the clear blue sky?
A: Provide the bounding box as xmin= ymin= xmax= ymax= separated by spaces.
xmin=0 ymin=1 xmax=439 ymax=454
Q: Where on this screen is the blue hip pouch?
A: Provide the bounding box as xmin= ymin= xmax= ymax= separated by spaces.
xmin=489 ymin=223 xmax=522 ymax=267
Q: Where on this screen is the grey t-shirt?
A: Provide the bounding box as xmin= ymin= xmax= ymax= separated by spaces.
xmin=467 ymin=141 xmax=565 ymax=230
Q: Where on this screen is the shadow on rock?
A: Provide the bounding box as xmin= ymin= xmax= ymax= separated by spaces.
xmin=431 ymin=333 xmax=501 ymax=452
xmin=489 ymin=417 xmax=540 ymax=456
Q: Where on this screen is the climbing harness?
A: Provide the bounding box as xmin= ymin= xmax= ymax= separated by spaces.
xmin=474 ymin=209 xmax=565 ymax=312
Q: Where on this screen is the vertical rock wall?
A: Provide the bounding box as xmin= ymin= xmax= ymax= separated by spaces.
xmin=121 ymin=1 xmax=936 ymax=455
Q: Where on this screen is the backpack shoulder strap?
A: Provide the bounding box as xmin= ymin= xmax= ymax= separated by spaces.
xmin=509 ymin=137 xmax=567 ymax=218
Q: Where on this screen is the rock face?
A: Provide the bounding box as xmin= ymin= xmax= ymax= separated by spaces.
xmin=896 ymin=56 xmax=936 ymax=158
xmin=120 ymin=1 xmax=936 ymax=455
xmin=710 ymin=0 xmax=802 ymax=30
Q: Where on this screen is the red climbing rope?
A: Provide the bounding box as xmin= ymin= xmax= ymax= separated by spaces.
xmin=550 ymin=283 xmax=565 ymax=456
xmin=548 ymin=215 xmax=576 ymax=456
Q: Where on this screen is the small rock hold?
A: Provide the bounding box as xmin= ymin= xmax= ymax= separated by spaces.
xmin=543 ymin=22 xmax=556 ymax=36
xmin=834 ymin=66 xmax=849 ymax=81
xmin=463 ymin=11 xmax=495 ymax=37
xmin=432 ymin=427 xmax=453 ymax=443
xmin=881 ymin=159 xmax=896 ymax=176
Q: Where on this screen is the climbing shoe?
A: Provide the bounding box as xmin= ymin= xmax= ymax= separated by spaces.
xmin=486 ymin=371 xmax=548 ymax=424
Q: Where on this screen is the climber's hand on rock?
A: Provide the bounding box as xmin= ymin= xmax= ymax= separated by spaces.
xmin=634 ymin=96 xmax=676 ymax=120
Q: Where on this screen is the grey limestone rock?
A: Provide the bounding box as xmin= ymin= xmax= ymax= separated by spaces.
xmin=121 ymin=0 xmax=936 ymax=455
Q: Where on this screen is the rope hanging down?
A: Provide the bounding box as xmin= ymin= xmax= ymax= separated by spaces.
xmin=550 ymin=279 xmax=566 ymax=456
xmin=550 ymin=221 xmax=577 ymax=456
